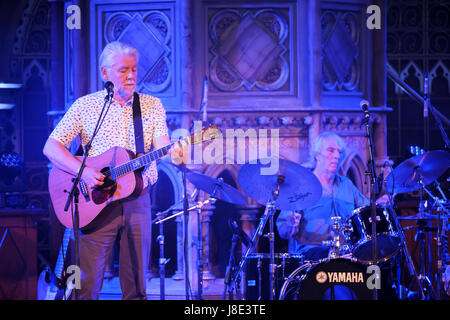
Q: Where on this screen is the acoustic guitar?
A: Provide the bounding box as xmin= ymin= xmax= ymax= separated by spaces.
xmin=49 ymin=125 xmax=220 ymax=229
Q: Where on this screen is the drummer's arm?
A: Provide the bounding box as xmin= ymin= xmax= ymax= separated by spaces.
xmin=276 ymin=210 xmax=302 ymax=239
xmin=375 ymin=194 xmax=391 ymax=206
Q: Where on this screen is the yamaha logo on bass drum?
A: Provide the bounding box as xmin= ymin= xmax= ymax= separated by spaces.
xmin=316 ymin=271 xmax=364 ymax=284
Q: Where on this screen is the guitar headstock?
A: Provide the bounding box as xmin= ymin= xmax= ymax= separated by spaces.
xmin=188 ymin=125 xmax=222 ymax=145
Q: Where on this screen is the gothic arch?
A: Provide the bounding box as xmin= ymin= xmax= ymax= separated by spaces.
xmin=341 ymin=151 xmax=368 ymax=196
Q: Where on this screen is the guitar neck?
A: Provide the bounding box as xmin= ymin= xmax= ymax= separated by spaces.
xmin=106 ymin=125 xmax=220 ymax=180
xmin=109 ymin=140 xmax=181 ymax=180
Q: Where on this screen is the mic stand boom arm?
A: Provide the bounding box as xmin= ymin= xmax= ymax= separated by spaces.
xmin=386 ymin=67 xmax=450 ymax=150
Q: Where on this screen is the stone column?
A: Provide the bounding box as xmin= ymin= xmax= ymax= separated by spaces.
xmin=200 ymin=203 xmax=216 ymax=281
xmin=49 ymin=0 xmax=65 ymax=114
xmin=187 ymin=198 xmax=216 ymax=296
xmin=71 ymin=0 xmax=89 ymax=97
xmin=172 ymin=209 xmax=185 ymax=280
xmin=370 ymin=0 xmax=390 ymax=174
xmin=48 ymin=0 xmax=66 ymax=127
xmin=48 ymin=0 xmax=68 ymax=269
xmin=370 ymin=0 xmax=387 ymax=110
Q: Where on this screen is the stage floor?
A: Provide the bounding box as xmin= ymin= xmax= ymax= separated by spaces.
xmin=100 ymin=276 xmax=226 ymax=300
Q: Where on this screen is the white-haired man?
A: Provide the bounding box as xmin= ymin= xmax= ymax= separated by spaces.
xmin=276 ymin=132 xmax=369 ymax=260
xmin=43 ymin=41 xmax=185 ymax=299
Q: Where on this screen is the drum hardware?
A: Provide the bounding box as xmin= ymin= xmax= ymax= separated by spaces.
xmin=415 ymin=218 xmax=436 ymax=299
xmin=361 ymin=100 xmax=382 ymax=301
xmin=322 ymin=216 xmax=352 ymax=259
xmin=244 ymin=253 xmax=304 ymax=300
xmin=414 ymin=171 xmax=449 ymax=299
xmin=229 ymin=158 xmax=322 ymax=300
xmin=152 ymin=205 xmax=177 ymax=301
xmin=384 ymin=151 xmax=450 ymax=299
xmin=231 ymin=187 xmax=278 ymax=300
xmin=153 ymin=168 xmax=247 ymax=300
xmin=383 ymin=193 xmax=426 ymax=299
xmin=223 ymin=222 xmax=239 ymax=300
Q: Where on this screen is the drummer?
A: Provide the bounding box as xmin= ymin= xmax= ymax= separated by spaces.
xmin=276 ymin=131 xmax=388 ymax=261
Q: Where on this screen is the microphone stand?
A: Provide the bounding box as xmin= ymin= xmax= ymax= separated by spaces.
xmin=182 ymin=165 xmax=190 ymax=300
xmin=229 ymin=176 xmax=282 ymax=300
xmin=387 ymin=67 xmax=450 ymax=150
xmin=182 ymin=76 xmax=208 ymax=300
xmin=63 ymin=90 xmax=113 ymax=300
xmin=223 ymin=231 xmax=238 ymax=300
xmin=424 ymin=72 xmax=430 ymax=151
xmin=362 ymin=108 xmax=378 ymax=300
xmin=152 ymin=205 xmax=175 ymax=301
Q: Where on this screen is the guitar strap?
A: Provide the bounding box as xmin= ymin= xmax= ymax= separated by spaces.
xmin=132 ymin=92 xmax=145 ymax=156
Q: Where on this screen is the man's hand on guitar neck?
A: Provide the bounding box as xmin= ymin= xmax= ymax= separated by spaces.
xmin=169 ymin=140 xmax=189 ymax=166
xmin=154 ymin=134 xmax=189 ymax=167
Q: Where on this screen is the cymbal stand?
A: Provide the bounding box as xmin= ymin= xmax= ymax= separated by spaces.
xmin=230 ymin=175 xmax=283 ymax=300
xmin=223 ymin=231 xmax=239 ymax=300
xmin=155 ymin=197 xmax=216 ymax=225
xmin=151 ymin=201 xmax=185 ymax=300
xmin=153 ymin=208 xmax=172 ymax=300
xmin=326 ymin=216 xmax=349 ymax=258
xmin=415 ymin=217 xmax=435 ymax=299
xmin=417 ymin=177 xmax=450 ymax=299
xmin=154 ymin=187 xmax=219 ymax=300
xmin=385 ymin=191 xmax=426 ymax=299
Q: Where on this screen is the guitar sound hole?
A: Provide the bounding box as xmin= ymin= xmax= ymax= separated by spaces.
xmin=91 ymin=168 xmax=117 ymax=204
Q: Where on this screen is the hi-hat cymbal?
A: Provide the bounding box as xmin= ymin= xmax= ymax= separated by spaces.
xmin=185 ymin=169 xmax=248 ymax=205
xmin=238 ymin=158 xmax=322 ymax=211
xmin=385 ymin=150 xmax=450 ymax=194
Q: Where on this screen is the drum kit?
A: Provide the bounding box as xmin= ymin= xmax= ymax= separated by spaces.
xmin=153 ymin=149 xmax=449 ymax=300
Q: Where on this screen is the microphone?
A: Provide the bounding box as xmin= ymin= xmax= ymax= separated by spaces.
xmin=104 ymin=81 xmax=114 ymax=99
xmin=360 ymin=100 xmax=370 ymax=123
xmin=201 ymin=76 xmax=208 ymax=123
xmin=424 ymin=72 xmax=429 ymax=118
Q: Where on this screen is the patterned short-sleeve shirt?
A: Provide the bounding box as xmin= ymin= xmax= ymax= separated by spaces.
xmin=50 ymin=90 xmax=169 ymax=187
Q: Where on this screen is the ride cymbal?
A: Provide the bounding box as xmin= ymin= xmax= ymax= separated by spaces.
xmin=238 ymin=158 xmax=322 ymax=211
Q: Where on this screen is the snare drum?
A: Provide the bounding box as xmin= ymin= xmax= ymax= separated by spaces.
xmin=244 ymin=253 xmax=303 ymax=300
xmin=279 ymin=258 xmax=374 ymax=300
xmin=346 ymin=205 xmax=401 ymax=263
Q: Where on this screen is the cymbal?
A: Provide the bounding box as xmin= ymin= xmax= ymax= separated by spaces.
xmin=185 ymin=169 xmax=248 ymax=205
xmin=238 ymin=158 xmax=322 ymax=211
xmin=385 ymin=150 xmax=450 ymax=194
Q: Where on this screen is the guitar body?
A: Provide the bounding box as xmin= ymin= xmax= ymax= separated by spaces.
xmin=49 ymin=147 xmax=143 ymax=229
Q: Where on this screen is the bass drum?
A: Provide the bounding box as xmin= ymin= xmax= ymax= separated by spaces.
xmin=279 ymin=258 xmax=375 ymax=300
